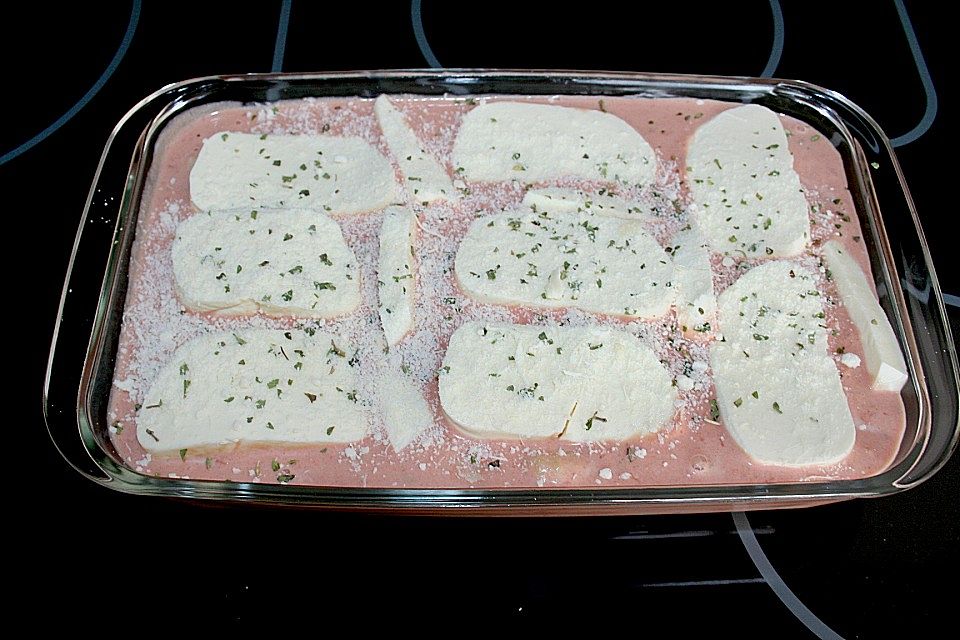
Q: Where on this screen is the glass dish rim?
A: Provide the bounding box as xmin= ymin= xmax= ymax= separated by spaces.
xmin=45 ymin=69 xmax=960 ymax=513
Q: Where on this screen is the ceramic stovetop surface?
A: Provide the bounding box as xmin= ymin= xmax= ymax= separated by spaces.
xmin=8 ymin=1 xmax=955 ymax=635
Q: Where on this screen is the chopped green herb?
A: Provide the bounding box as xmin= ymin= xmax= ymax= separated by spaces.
xmin=329 ymin=340 xmax=346 ymax=358
xmin=585 ymin=411 xmax=608 ymax=430
xmin=709 ymin=399 xmax=721 ymax=422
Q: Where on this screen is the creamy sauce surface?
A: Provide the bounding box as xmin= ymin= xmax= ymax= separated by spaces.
xmin=107 ymin=95 xmax=905 ymax=488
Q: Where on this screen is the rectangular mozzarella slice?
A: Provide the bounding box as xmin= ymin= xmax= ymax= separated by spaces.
xmin=455 ymin=208 xmax=673 ymax=318
xmin=190 ymin=132 xmax=398 ymax=214
xmin=687 ymin=104 xmax=810 ymax=257
xmin=717 ymin=261 xmax=829 ymax=356
xmin=439 ymin=322 xmax=676 ymax=442
xmin=822 ymin=240 xmax=908 ymax=391
xmin=671 ymin=229 xmax=716 ymax=335
xmin=137 ymin=329 xmax=367 ymax=452
xmin=711 ymin=261 xmax=855 ymax=466
xmin=452 ymin=102 xmax=656 ymax=186
xmin=377 ymin=206 xmax=416 ymax=345
xmin=379 ymin=373 xmax=433 ymax=451
xmin=375 ymin=95 xmax=455 ymax=203
xmin=711 ymin=341 xmax=856 ymax=467
xmin=522 ymin=187 xmax=647 ymax=220
xmin=172 ymin=208 xmax=360 ymax=318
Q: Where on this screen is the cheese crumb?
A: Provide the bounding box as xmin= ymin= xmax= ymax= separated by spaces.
xmin=840 ymin=352 xmax=862 ymax=368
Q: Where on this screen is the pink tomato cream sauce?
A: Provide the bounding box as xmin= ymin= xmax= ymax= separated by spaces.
xmin=107 ymin=95 xmax=905 ymax=489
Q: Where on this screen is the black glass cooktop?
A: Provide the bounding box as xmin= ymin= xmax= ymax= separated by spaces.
xmin=10 ymin=1 xmax=955 ymax=635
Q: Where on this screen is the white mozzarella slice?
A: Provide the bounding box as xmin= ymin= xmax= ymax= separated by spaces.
xmin=687 ymin=104 xmax=810 ymax=257
xmin=711 ymin=342 xmax=856 ymax=467
xmin=189 ymin=132 xmax=398 ymax=214
xmin=716 ymin=261 xmax=828 ymax=355
xmin=439 ymin=322 xmax=676 ymax=442
xmin=711 ymin=261 xmax=855 ymax=466
xmin=455 ymin=208 xmax=673 ymax=318
xmin=377 ymin=206 xmax=417 ymax=345
xmin=671 ymin=229 xmax=716 ymax=334
xmin=172 ymin=208 xmax=360 ymax=318
xmin=452 ymin=102 xmax=656 ymax=186
xmin=137 ymin=329 xmax=367 ymax=452
xmin=822 ymin=240 xmax=908 ymax=391
xmin=374 ymin=95 xmax=455 ymax=203
xmin=379 ymin=374 xmax=433 ymax=451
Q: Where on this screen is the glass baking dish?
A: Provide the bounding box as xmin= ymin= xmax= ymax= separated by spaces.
xmin=44 ymin=70 xmax=959 ymax=514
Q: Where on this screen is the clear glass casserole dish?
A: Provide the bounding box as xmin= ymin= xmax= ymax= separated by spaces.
xmin=43 ymin=70 xmax=959 ymax=514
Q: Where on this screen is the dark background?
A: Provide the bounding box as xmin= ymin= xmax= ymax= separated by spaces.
xmin=5 ymin=1 xmax=955 ymax=635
